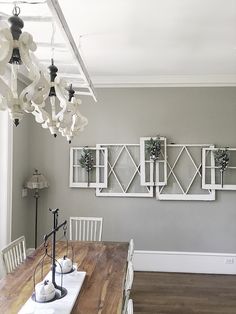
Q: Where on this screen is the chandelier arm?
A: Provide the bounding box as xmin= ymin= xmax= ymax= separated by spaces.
xmin=0 ymin=62 xmax=24 ymax=125
xmin=19 ymin=64 xmax=41 ymax=113
xmin=72 ymin=113 xmax=88 ymax=133
xmin=31 ymin=102 xmax=50 ymax=125
xmin=56 ymin=92 xmax=82 ymax=142
xmin=31 ymin=79 xmax=58 ymax=136
xmin=72 ymin=99 xmax=88 ymax=133
xmin=58 ymin=102 xmax=75 ymax=141
xmin=54 ymin=79 xmax=69 ymax=121
xmin=30 ymin=67 xmax=50 ymax=106
xmin=18 ymin=31 xmax=40 ymax=112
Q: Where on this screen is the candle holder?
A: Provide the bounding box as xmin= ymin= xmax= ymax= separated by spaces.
xmin=55 ymin=223 xmax=75 ymax=274
xmin=31 ymin=208 xmax=67 ymax=303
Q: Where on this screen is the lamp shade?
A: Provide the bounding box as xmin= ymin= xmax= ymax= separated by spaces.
xmin=25 ymin=169 xmax=49 ymax=190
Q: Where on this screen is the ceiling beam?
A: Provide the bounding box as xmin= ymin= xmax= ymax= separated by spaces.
xmin=59 ymin=73 xmax=83 ymax=79
xmin=46 ymin=0 xmax=97 ymax=102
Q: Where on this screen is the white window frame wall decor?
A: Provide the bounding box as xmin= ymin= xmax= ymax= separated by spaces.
xmin=96 ymin=144 xmax=153 ymax=197
xmin=156 ymin=144 xmax=215 ymax=201
xmin=69 ymin=147 xmax=108 ymax=188
xmin=140 ymin=137 xmax=167 ymax=186
xmin=202 ymin=146 xmax=236 ymax=190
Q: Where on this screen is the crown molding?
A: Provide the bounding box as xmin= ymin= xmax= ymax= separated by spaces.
xmin=91 ymin=75 xmax=236 ymax=88
xmin=17 ymin=73 xmax=236 ymax=89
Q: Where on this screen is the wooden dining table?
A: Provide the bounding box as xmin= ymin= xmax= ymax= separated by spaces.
xmin=0 ymin=241 xmax=128 ymax=314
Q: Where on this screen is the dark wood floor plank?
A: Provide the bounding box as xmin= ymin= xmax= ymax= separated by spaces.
xmin=131 ymin=271 xmax=236 ymax=314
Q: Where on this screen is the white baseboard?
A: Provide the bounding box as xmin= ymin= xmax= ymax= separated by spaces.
xmin=133 ymin=250 xmax=236 ymax=274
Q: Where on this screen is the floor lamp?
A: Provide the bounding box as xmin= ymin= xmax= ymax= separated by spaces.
xmin=25 ymin=169 xmax=49 ymax=248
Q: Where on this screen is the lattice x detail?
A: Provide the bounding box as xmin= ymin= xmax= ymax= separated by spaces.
xmin=156 ymin=144 xmax=215 ymax=201
xmin=96 ymin=144 xmax=153 ymax=197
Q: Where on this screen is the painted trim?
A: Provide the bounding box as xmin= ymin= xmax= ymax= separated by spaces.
xmin=17 ymin=69 xmax=236 ymax=89
xmin=0 ymin=113 xmax=13 ymax=248
xmin=7 ymin=115 xmax=13 ymax=244
xmin=91 ymin=75 xmax=236 ymax=88
xmin=133 ymin=250 xmax=236 ymax=274
xmin=0 ymin=113 xmax=12 ymax=279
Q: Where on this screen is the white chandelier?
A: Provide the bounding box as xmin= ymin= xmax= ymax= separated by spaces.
xmin=31 ymin=59 xmax=88 ymax=142
xmin=0 ymin=5 xmax=88 ymax=143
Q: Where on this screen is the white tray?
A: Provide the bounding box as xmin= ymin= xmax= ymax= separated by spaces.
xmin=18 ymin=270 xmax=86 ymax=314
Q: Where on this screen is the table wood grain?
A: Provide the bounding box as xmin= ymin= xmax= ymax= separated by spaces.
xmin=0 ymin=241 xmax=128 ymax=314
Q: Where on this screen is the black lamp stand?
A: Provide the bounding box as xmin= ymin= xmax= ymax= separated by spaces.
xmin=34 ymin=189 xmax=39 ymax=248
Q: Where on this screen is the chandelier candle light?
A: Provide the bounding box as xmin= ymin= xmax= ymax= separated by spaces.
xmin=0 ymin=5 xmax=88 ymax=143
xmin=32 ymin=208 xmax=68 ymax=302
xmin=31 ymin=62 xmax=88 ymax=143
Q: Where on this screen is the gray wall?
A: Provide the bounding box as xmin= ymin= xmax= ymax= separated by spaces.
xmin=17 ymin=87 xmax=236 ymax=252
xmin=12 ymin=112 xmax=34 ymax=248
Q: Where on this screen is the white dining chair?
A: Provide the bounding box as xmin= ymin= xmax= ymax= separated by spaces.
xmin=127 ymin=238 xmax=134 ymax=262
xmin=1 ymin=236 xmax=26 ymax=274
xmin=126 ymin=299 xmax=134 ymax=314
xmin=123 ymin=261 xmax=134 ymax=314
xmin=69 ymin=217 xmax=103 ymax=241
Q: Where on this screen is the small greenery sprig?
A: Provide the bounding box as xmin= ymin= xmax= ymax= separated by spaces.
xmin=79 ymin=147 xmax=95 ymax=186
xmin=145 ymin=135 xmax=162 ymax=161
xmin=145 ymin=135 xmax=162 ymax=185
xmin=214 ymin=148 xmax=230 ymax=188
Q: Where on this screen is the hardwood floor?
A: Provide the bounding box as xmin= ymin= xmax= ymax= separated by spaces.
xmin=131 ymin=271 xmax=236 ymax=314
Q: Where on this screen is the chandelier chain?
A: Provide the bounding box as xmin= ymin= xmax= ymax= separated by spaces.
xmin=12 ymin=4 xmax=20 ymax=16
xmin=51 ymin=21 xmax=56 ymax=61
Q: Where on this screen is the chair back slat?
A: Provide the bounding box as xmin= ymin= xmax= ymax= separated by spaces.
xmin=125 ymin=261 xmax=134 ymax=291
xmin=15 ymin=245 xmax=19 ymax=264
xmin=123 ymin=261 xmax=134 ymax=314
xmin=12 ymin=247 xmax=17 ymax=268
xmin=90 ymin=221 xmax=93 ymax=240
xmin=127 ymin=239 xmax=134 ymax=262
xmin=69 ymin=217 xmax=103 ymax=241
xmin=94 ymin=221 xmax=97 ymax=241
xmin=79 ymin=220 xmax=81 ymax=240
xmin=127 ymin=299 xmax=133 ymax=314
xmin=86 ymin=220 xmax=88 ymax=240
xmin=1 ymin=236 xmax=26 ymax=274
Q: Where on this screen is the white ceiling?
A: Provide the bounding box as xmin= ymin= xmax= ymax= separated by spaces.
xmin=58 ymin=0 xmax=236 ymax=86
xmin=1 ymin=0 xmax=236 ymax=87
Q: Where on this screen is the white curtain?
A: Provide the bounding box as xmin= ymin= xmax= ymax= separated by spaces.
xmin=0 ymin=111 xmax=12 ymax=277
